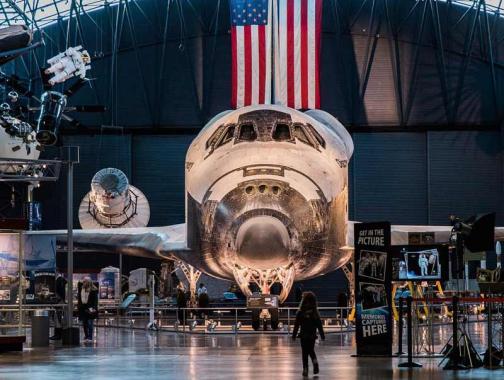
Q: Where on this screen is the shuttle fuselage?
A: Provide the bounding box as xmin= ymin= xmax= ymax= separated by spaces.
xmin=183 ymin=105 xmax=353 ymax=297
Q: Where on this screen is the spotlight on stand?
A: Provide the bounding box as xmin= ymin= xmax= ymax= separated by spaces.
xmin=35 ymin=91 xmax=67 ymax=145
xmin=450 ymin=213 xmax=495 ymax=252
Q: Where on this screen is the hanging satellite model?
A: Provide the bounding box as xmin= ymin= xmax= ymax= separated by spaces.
xmin=1 ymin=40 xmax=101 ymax=161
xmin=78 ymin=168 xmax=150 ymax=229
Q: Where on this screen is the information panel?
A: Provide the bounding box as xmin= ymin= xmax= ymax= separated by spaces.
xmin=247 ymin=294 xmax=279 ymax=309
xmin=354 ymin=222 xmax=392 ymax=357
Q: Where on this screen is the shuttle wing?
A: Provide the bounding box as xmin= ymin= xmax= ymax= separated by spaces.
xmin=31 ymin=224 xmax=194 ymax=262
xmin=346 ymin=221 xmax=504 ymax=247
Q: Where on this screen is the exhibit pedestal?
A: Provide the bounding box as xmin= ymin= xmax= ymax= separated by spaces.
xmin=62 ymin=327 xmax=80 ymax=346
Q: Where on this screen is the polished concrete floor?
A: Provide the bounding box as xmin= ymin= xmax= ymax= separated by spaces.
xmin=0 ymin=325 xmax=502 ymax=380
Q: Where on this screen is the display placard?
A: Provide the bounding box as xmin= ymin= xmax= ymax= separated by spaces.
xmin=354 ymin=222 xmax=392 ymax=357
xmin=247 ymin=294 xmax=279 ymax=309
xmin=391 ymin=244 xmax=449 ymax=281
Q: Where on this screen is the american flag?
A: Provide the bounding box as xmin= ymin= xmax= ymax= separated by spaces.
xmin=230 ymin=0 xmax=272 ymax=109
xmin=274 ymin=0 xmax=323 ymax=109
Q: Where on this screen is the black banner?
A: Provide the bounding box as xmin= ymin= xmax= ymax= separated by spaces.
xmin=354 ymin=222 xmax=392 ymax=356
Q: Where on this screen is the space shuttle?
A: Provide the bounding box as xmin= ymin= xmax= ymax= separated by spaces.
xmin=34 ymin=104 xmax=504 ymax=301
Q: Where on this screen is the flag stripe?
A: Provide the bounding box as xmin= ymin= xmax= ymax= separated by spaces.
xmin=278 ymin=0 xmax=287 ymax=106
xmin=244 ymin=25 xmax=252 ymax=106
xmin=236 ymin=27 xmax=245 ymax=108
xmin=315 ymin=0 xmax=322 ymax=108
xmin=294 ymin=0 xmax=301 ymax=109
xmin=287 ymin=0 xmax=295 ymax=108
xmin=300 ymin=0 xmax=308 ymax=109
xmin=251 ymin=26 xmax=259 ymax=105
xmin=307 ymin=0 xmax=315 ymax=107
xmin=258 ymin=25 xmax=266 ymax=104
xmin=231 ymin=26 xmax=238 ymax=108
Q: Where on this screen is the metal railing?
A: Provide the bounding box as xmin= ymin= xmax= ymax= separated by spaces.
xmin=0 ymin=302 xmax=355 ymax=335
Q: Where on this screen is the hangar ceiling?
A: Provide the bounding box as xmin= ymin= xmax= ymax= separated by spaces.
xmin=1 ymin=0 xmax=504 ymax=129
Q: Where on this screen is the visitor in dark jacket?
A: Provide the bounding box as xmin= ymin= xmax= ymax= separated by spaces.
xmin=292 ymin=291 xmax=325 ymax=377
xmin=176 ymin=286 xmax=187 ymax=324
xmin=77 ymin=277 xmax=99 ymax=343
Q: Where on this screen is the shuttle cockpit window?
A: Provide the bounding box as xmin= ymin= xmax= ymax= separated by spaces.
xmin=272 ymin=123 xmax=293 ymax=142
xmin=206 ymin=125 xmax=226 ymax=150
xmin=237 ymin=123 xmax=257 ymax=142
xmin=306 ymin=124 xmax=326 ymax=149
xmin=215 ymin=124 xmax=236 ymax=149
xmin=292 ymin=123 xmax=315 ymax=147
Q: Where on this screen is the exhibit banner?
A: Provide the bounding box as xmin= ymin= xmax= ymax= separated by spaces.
xmin=354 ymin=222 xmax=392 ymax=356
xmin=0 ymin=233 xmax=21 ymax=304
xmin=24 ymin=235 xmax=56 ymax=271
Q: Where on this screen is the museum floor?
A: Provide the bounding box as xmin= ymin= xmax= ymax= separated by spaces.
xmin=0 ymin=324 xmax=502 ymax=380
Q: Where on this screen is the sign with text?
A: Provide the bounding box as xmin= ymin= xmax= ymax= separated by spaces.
xmin=354 ymin=222 xmax=392 ymax=356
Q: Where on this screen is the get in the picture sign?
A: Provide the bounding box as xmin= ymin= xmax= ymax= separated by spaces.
xmin=354 ymin=222 xmax=392 ymax=357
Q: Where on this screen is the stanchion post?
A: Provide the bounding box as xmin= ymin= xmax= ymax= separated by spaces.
xmin=183 ymin=309 xmax=186 ymax=333
xmin=287 ymin=308 xmax=290 ymax=333
xmin=487 ymin=299 xmax=493 ymax=369
xmin=396 ymin=297 xmax=405 ymax=356
xmin=398 ymin=296 xmax=422 ymax=368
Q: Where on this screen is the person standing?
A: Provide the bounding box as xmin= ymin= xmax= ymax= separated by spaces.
xmin=77 ymin=277 xmax=98 ymax=343
xmin=295 ymin=284 xmax=304 ymax=303
xmin=50 ymin=274 xmax=67 ymax=340
xmin=176 ymin=286 xmax=187 ymax=324
xmin=292 ymin=291 xmax=325 ymax=377
xmin=197 ymin=283 xmax=207 ymax=298
xmin=197 ymin=283 xmax=209 ymax=317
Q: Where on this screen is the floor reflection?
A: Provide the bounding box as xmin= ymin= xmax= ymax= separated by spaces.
xmin=0 ymin=324 xmax=501 ymax=379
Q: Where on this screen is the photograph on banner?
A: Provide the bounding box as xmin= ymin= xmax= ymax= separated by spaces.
xmin=358 ymin=250 xmax=387 ymax=282
xmin=357 ymin=281 xmax=390 ymax=340
xmin=359 ymin=282 xmax=388 ymax=311
xmin=0 ymin=233 xmax=20 ymax=304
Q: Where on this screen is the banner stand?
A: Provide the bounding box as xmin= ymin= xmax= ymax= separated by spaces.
xmin=353 ymin=222 xmax=393 ymax=357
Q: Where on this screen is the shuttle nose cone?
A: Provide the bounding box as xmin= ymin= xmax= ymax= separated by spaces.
xmin=236 ymin=216 xmax=290 ymax=270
